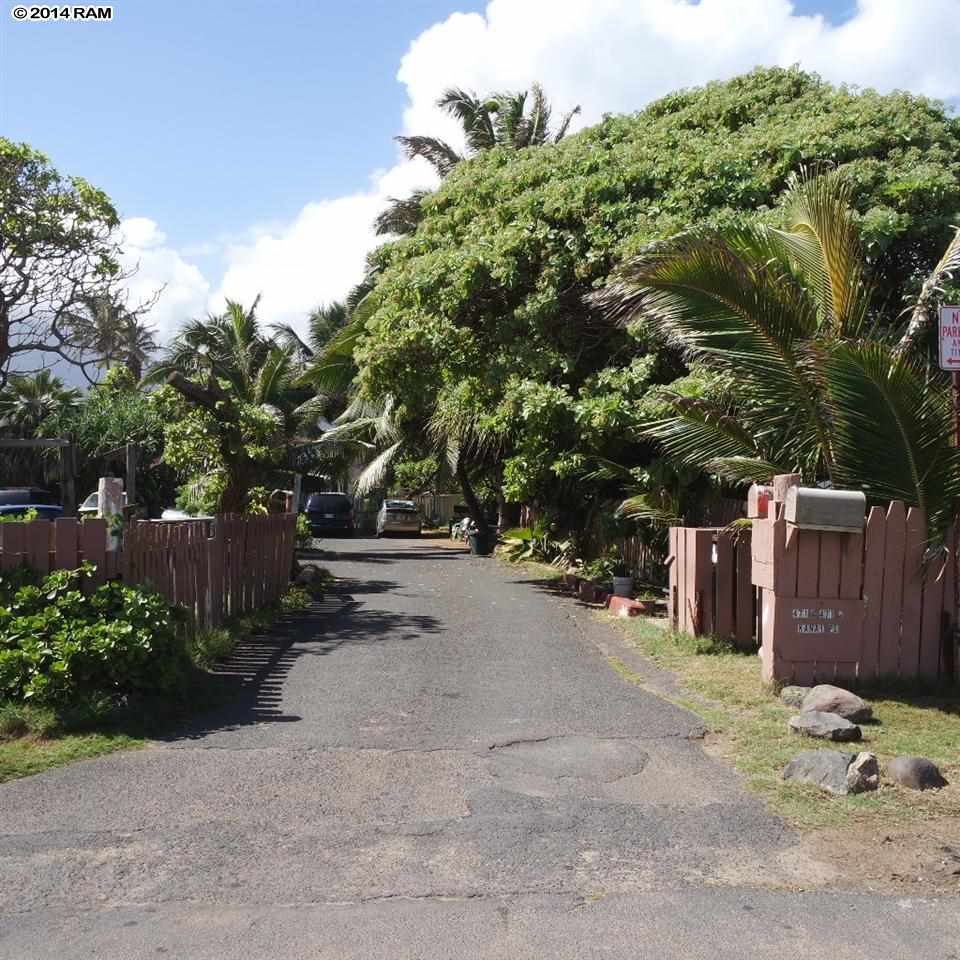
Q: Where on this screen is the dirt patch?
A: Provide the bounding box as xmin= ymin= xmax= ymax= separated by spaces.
xmin=796 ymin=818 xmax=960 ymax=895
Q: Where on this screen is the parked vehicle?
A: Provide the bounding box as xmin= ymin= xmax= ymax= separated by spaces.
xmin=305 ymin=491 xmax=354 ymax=536
xmin=0 ymin=487 xmax=63 ymax=521
xmin=78 ymin=490 xmax=128 ymax=517
xmin=376 ymin=499 xmax=422 ymax=537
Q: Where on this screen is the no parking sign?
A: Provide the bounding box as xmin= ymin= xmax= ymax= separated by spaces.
xmin=939 ymin=305 xmax=960 ymax=370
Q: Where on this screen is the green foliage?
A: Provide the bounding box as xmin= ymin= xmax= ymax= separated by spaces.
xmin=393 ymin=455 xmax=440 ymax=494
xmin=42 ymin=369 xmax=176 ymax=515
xmin=357 ymin=67 xmax=960 ymax=524
xmin=146 ymin=300 xmax=300 ymax=514
xmin=280 ymin=584 xmax=314 ymax=611
xmin=1 ymin=138 xmax=121 ymax=377
xmin=0 ymin=509 xmax=37 ymax=524
xmin=0 ymin=563 xmax=186 ymax=704
xmin=0 ymin=701 xmax=58 ymax=739
xmin=295 ymin=512 xmax=312 ymax=547
xmin=187 ymin=627 xmax=234 ymax=672
xmin=581 ymin=546 xmax=628 ymax=582
xmin=500 ymin=522 xmax=576 ymax=568
xmin=603 ymin=170 xmax=960 ymax=536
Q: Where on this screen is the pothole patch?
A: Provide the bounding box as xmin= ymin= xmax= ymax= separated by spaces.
xmin=488 ymin=736 xmax=648 ymax=786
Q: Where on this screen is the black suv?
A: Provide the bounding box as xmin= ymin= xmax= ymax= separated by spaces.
xmin=304 ymin=492 xmax=354 ymax=536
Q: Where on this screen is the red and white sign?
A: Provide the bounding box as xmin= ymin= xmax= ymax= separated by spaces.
xmin=939 ymin=305 xmax=960 ymax=370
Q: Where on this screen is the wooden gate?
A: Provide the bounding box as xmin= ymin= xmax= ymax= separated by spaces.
xmin=667 ymin=527 xmax=754 ymax=649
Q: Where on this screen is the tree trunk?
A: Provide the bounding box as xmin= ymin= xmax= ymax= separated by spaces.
xmin=455 ymin=459 xmax=490 ymax=537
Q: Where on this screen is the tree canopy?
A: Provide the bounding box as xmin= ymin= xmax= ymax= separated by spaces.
xmin=354 ymin=67 xmax=960 ymax=522
xmin=0 ymin=138 xmax=123 ymax=383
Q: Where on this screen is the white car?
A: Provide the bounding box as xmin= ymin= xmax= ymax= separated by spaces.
xmin=376 ymin=499 xmax=422 ymax=537
xmin=78 ymin=490 xmax=127 ymax=516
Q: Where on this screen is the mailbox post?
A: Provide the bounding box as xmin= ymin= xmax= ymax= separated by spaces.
xmin=751 ymin=475 xmax=867 ymax=685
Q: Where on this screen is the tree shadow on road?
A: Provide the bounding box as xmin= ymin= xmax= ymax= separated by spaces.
xmin=163 ymin=583 xmax=443 ymax=742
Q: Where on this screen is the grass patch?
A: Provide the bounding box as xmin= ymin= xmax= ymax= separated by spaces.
xmin=0 ymin=733 xmax=144 ymax=783
xmin=0 ymin=583 xmax=319 ymax=784
xmin=610 ymin=614 xmax=960 ymax=829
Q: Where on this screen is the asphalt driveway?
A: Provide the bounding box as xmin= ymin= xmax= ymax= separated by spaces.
xmin=0 ymin=536 xmax=957 ymax=958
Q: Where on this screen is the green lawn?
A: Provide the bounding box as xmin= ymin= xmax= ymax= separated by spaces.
xmin=608 ymin=613 xmax=960 ymax=828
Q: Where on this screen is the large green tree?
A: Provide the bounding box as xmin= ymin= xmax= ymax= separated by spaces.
xmin=0 ymin=139 xmax=123 ymax=383
xmin=375 ymin=83 xmax=580 ymax=236
xmin=599 ymin=170 xmax=960 ymax=537
xmin=145 ymin=299 xmax=299 ymax=513
xmin=353 ymin=67 xmax=960 ymax=533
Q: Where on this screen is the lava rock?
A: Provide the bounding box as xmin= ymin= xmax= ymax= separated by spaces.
xmin=847 ymin=752 xmax=880 ymax=793
xmin=801 ymin=684 xmax=873 ymax=723
xmin=780 ymin=685 xmax=811 ymax=709
xmin=788 ymin=711 xmax=862 ymax=741
xmin=887 ymin=756 xmax=948 ymax=791
xmin=783 ymin=749 xmax=879 ymax=795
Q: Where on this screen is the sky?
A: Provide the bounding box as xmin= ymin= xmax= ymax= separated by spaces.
xmin=2 ymin=0 xmax=960 ymax=348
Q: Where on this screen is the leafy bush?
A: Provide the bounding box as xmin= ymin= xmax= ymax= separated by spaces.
xmin=500 ymin=522 xmax=576 ymax=568
xmin=296 ymin=513 xmax=312 ymax=547
xmin=0 ymin=563 xmax=187 ymax=704
xmin=0 ymin=509 xmax=37 ymax=524
xmin=281 ymin=584 xmax=315 ymax=611
xmin=187 ymin=627 xmax=234 ymax=671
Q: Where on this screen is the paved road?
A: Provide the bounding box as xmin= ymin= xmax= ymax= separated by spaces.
xmin=1 ymin=537 xmax=957 ymax=958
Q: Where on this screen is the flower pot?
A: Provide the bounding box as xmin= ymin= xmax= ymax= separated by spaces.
xmin=612 ymin=576 xmax=633 ymax=598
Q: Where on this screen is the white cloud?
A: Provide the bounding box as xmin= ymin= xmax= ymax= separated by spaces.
xmin=117 ymin=217 xmax=210 ymax=342
xmin=127 ymin=0 xmax=960 ymax=340
xmin=208 ymin=158 xmax=439 ymax=331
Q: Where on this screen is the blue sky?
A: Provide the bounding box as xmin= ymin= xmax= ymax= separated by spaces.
xmin=2 ymin=0 xmax=956 ymax=342
xmin=1 ymin=0 xmax=485 ymax=249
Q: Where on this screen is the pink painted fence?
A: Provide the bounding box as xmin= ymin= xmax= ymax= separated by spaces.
xmin=752 ymin=502 xmax=956 ymax=685
xmin=0 ymin=514 xmax=297 ymax=629
xmin=667 ymin=527 xmax=754 ymax=649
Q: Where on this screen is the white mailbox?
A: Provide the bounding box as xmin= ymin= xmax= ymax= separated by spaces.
xmin=784 ymin=486 xmax=866 ymax=534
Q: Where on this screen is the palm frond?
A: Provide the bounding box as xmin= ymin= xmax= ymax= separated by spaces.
xmin=616 ymin=493 xmax=683 ymax=526
xmin=437 ymin=87 xmax=497 ymax=152
xmin=596 ymin=228 xmax=832 ymax=477
xmin=822 ymin=339 xmax=960 ymax=538
xmin=896 ymin=225 xmax=960 ymax=355
xmin=374 ymin=191 xmax=429 ymax=236
xmin=773 ymin=169 xmax=867 ymax=337
xmin=553 ymin=103 xmax=581 ymax=142
xmin=395 ymin=136 xmax=463 ymax=178
xmin=353 ymin=440 xmax=404 ymax=497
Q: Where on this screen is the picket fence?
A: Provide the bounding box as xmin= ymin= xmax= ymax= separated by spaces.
xmin=669 ymin=500 xmax=959 ymax=685
xmin=0 ymin=513 xmax=297 ymax=629
xmin=667 ymin=527 xmax=755 ymax=649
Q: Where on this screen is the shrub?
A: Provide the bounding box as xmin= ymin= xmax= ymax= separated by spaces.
xmin=188 ymin=627 xmax=234 ymax=671
xmin=0 ymin=563 xmax=187 ymax=704
xmin=296 ymin=513 xmax=312 ymax=547
xmin=280 ymin=584 xmax=313 ymax=611
xmin=0 ymin=509 xmax=37 ymax=523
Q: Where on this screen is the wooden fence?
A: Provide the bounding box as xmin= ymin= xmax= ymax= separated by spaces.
xmin=669 ymin=498 xmax=960 ymax=686
xmin=667 ymin=527 xmax=755 ymax=649
xmin=0 ymin=513 xmax=297 ymax=630
xmin=752 ymin=502 xmax=956 ymax=685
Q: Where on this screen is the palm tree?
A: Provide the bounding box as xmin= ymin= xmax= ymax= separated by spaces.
xmin=145 ymin=298 xmax=299 ymax=512
xmin=64 ymin=293 xmax=159 ymax=381
xmin=597 ymin=170 xmax=960 ymax=539
xmin=375 ymin=83 xmax=580 ymax=236
xmin=272 ymin=300 xmax=350 ymax=365
xmin=0 ymin=370 xmax=79 ymax=437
